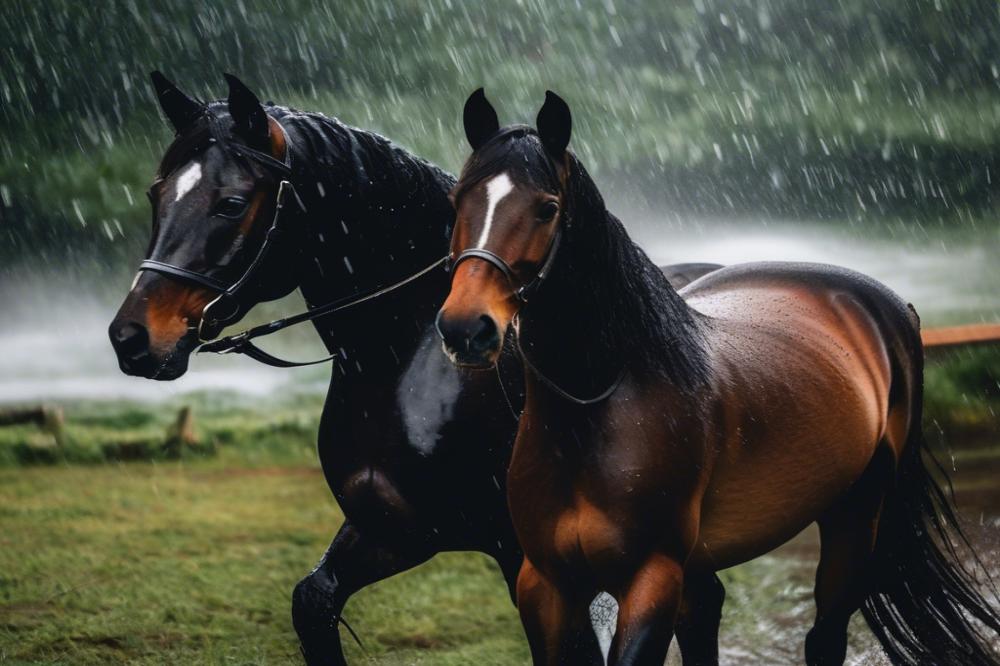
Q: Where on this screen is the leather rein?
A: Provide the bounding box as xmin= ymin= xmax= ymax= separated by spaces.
xmin=136 ymin=114 xmax=448 ymax=368
xmin=137 ymin=116 xmax=623 ymax=405
xmin=197 ymin=255 xmax=447 ymax=367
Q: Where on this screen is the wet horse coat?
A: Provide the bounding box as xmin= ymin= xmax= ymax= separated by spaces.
xmin=437 ymin=90 xmax=1000 ymax=666
xmin=680 ymin=264 xmax=908 ymax=568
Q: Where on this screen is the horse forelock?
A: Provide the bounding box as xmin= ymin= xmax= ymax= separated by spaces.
xmin=455 ymin=125 xmax=560 ymax=200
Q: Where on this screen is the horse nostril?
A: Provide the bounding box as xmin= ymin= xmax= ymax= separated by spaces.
xmin=112 ymin=321 xmax=150 ymax=358
xmin=469 ymin=315 xmax=500 ymax=354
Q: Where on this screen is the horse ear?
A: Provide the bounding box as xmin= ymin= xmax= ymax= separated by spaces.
xmin=150 ymin=70 xmax=203 ymax=132
xmin=463 ymin=88 xmax=500 ymax=151
xmin=224 ymin=73 xmax=269 ymax=145
xmin=536 ymin=90 xmax=572 ymax=156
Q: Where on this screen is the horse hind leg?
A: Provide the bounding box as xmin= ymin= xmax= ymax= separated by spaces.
xmin=517 ymin=560 xmax=604 ymax=666
xmin=805 ymin=445 xmax=894 ymax=666
xmin=607 ymin=553 xmax=686 ymax=666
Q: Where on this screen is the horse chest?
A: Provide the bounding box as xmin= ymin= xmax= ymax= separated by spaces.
xmin=510 ymin=469 xmax=642 ymax=578
xmin=551 ymin=501 xmax=630 ymax=573
xmin=510 ymin=418 xmax=681 ymax=577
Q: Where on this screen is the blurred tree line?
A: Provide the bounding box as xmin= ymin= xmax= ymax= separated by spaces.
xmin=2 ymin=0 xmax=999 ymax=280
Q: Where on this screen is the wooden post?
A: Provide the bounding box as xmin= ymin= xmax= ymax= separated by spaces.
xmin=163 ymin=406 xmax=198 ymax=458
xmin=42 ymin=405 xmax=65 ymax=447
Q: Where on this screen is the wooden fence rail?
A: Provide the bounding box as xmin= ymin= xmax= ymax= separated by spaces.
xmin=922 ymin=323 xmax=1000 ymax=349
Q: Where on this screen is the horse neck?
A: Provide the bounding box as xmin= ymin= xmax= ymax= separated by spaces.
xmin=519 ymin=201 xmax=708 ymax=398
xmin=281 ymin=113 xmax=456 ymax=359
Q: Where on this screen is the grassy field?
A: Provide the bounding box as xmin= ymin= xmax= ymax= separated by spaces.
xmin=1 ymin=347 xmax=998 ymax=664
xmin=0 ymin=462 xmax=528 ymax=665
xmin=2 ymin=439 xmax=995 ymax=665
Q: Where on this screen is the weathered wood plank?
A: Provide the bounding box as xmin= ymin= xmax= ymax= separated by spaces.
xmin=922 ymin=323 xmax=1000 ymax=349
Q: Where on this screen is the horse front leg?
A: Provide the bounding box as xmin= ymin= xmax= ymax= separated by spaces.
xmin=492 ymin=543 xmax=525 ymax=605
xmin=292 ymin=520 xmax=432 ymax=666
xmin=676 ymin=570 xmax=726 ymax=666
xmin=608 ymin=553 xmax=685 ymax=666
xmin=516 ymin=559 xmax=603 ymax=666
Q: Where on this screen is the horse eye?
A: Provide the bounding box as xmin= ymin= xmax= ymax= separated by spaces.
xmin=213 ymin=196 xmax=249 ymax=219
xmin=539 ymin=201 xmax=559 ymax=222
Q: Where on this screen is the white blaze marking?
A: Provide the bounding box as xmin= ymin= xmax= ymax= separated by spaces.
xmin=475 ymin=172 xmax=514 ymax=248
xmin=173 ymin=162 xmax=202 ymax=202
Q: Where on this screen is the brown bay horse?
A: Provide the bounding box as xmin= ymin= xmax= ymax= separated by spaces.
xmin=436 ymin=89 xmax=1000 ymax=665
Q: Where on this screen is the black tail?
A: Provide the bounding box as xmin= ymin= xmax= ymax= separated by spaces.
xmin=862 ymin=402 xmax=1000 ymax=664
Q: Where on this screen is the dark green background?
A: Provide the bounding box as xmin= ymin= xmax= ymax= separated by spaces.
xmin=3 ymin=0 xmax=999 ymax=284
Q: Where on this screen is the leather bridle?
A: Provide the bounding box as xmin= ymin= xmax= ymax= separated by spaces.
xmin=445 ymin=219 xmax=564 ymax=304
xmin=197 ymin=254 xmax=447 ymax=367
xmin=446 ymin=176 xmax=571 ymax=304
xmin=443 ymin=165 xmax=625 ymax=406
xmin=136 ymin=113 xmax=449 ymax=368
xmin=446 ymin=212 xmax=624 ymax=405
xmin=138 ymin=113 xmax=303 ymax=342
xmin=445 ymin=148 xmax=572 ymax=304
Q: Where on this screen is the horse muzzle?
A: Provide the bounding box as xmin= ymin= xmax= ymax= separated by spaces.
xmin=108 ymin=318 xmax=196 ymax=380
xmin=435 ymin=309 xmax=502 ymax=369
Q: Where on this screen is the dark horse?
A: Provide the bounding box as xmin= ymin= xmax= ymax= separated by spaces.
xmin=107 ymin=73 xmax=717 ymax=663
xmin=437 ymin=89 xmax=1000 ymax=665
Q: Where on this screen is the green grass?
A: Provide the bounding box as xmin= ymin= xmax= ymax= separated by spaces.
xmin=0 ymin=347 xmax=997 ymax=664
xmin=0 ymin=462 xmax=528 ymax=665
xmin=0 ymin=393 xmax=325 ymax=469
xmin=924 ymin=346 xmax=1000 ymax=442
xmin=2 ymin=420 xmax=988 ymax=665
xmin=0 ymin=396 xmax=530 ymax=662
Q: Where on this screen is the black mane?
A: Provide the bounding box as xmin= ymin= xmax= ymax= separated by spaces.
xmin=459 ymin=128 xmax=709 ymax=391
xmin=157 ymin=118 xmax=214 ymax=179
xmin=558 ymin=153 xmax=708 ymax=390
xmin=159 ymin=102 xmax=456 ymax=257
xmin=156 ymin=101 xmax=457 ymax=364
xmin=273 ymin=105 xmax=456 ymax=293
xmin=193 ymin=102 xmax=454 ymax=297
xmin=270 ymin=105 xmax=455 ymax=207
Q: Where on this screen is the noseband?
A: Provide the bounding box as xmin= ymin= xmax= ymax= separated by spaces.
xmin=446 ymin=221 xmax=564 ymax=303
xmin=136 ymin=112 xmax=451 ymax=368
xmin=136 ymin=113 xmax=304 ymax=341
